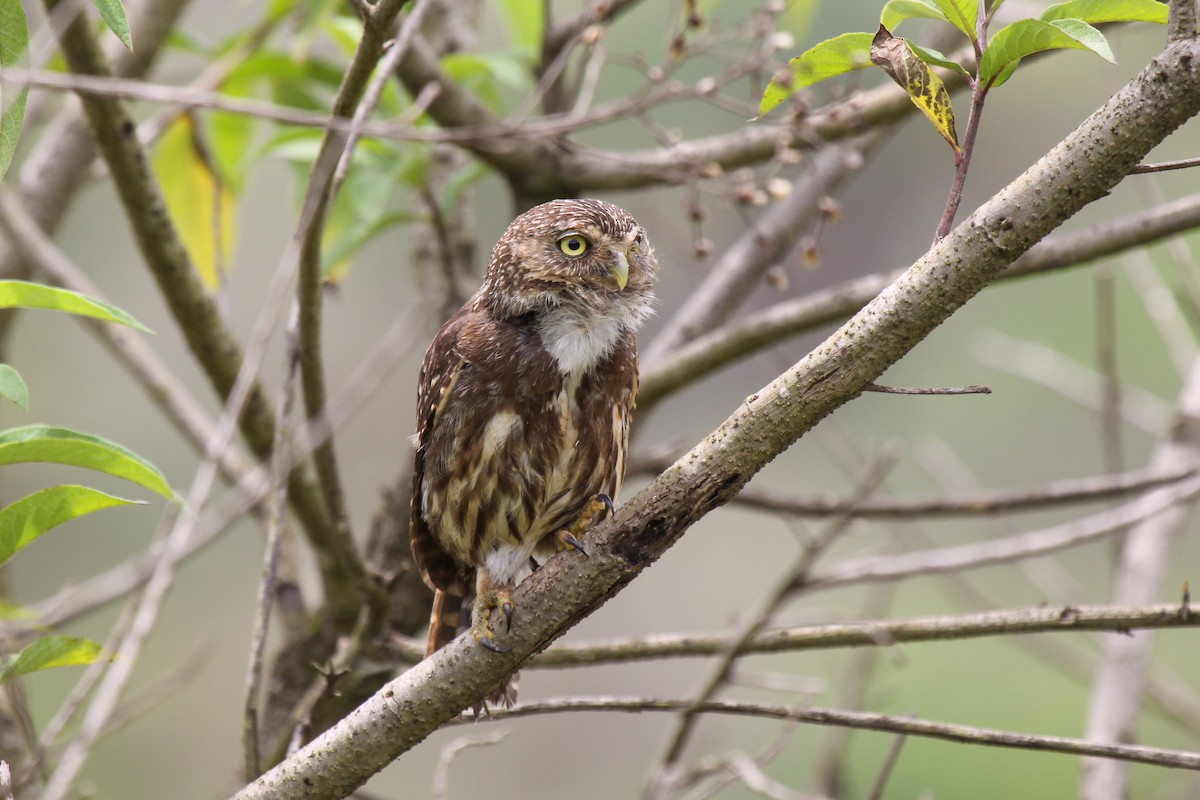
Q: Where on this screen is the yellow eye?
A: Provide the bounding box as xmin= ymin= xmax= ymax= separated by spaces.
xmin=557 ymin=234 xmax=590 ymax=258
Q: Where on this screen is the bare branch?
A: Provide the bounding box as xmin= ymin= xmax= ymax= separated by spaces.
xmin=432 ymin=731 xmax=510 ymax=799
xmin=478 ymin=697 xmax=1200 ymax=771
xmin=507 ymin=604 xmax=1200 ymax=668
xmin=641 ymin=191 xmax=1200 ymax=409
xmin=652 ymin=454 xmax=897 ymax=786
xmin=862 ymin=383 xmax=991 ymax=395
xmin=293 ymin=0 xmax=411 ymax=628
xmin=734 ymin=463 xmax=1196 ymax=519
xmin=807 ymin=474 xmax=1200 ymax=590
xmin=1083 ymin=353 xmax=1200 ymax=799
xmin=645 ymin=134 xmax=878 ymax=361
xmin=1132 ymin=155 xmax=1200 ymax=173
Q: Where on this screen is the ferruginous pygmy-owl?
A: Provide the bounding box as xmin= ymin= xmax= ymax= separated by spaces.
xmin=409 ymin=198 xmax=658 ymax=704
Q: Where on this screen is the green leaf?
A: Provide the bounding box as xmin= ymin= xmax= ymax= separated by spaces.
xmin=759 ymin=32 xmax=874 ymax=117
xmin=0 ymin=485 xmax=140 ymax=567
xmin=931 ymin=0 xmax=978 ymax=40
xmin=981 ymin=18 xmax=1115 ymax=87
xmin=498 ymin=0 xmax=544 ymax=59
xmin=0 ymin=425 xmax=174 ymax=500
xmin=0 ymin=0 xmax=29 ymax=182
xmin=322 ymin=211 xmax=418 ymax=283
xmin=0 ymin=280 xmax=152 ymax=332
xmin=442 ymin=53 xmax=531 ymax=113
xmin=907 ymin=41 xmax=972 ymax=75
xmin=0 ymin=364 xmax=28 ymax=411
xmin=0 ymin=636 xmax=103 ymax=683
xmin=91 ymin=0 xmax=132 ymax=50
xmin=881 ymin=0 xmax=949 ymax=30
xmin=1040 ymin=0 xmax=1168 ymax=24
xmin=871 ymin=26 xmax=959 ymax=152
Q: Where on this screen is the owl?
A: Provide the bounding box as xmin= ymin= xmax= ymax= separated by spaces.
xmin=409 ymin=198 xmax=658 ymax=704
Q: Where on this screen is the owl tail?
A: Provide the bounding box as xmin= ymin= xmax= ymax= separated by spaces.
xmin=425 ymin=589 xmax=463 ymax=657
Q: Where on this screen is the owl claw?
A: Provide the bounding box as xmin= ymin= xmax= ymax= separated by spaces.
xmin=473 ymin=588 xmax=514 ymax=653
xmin=597 ymin=493 xmax=615 ymax=517
xmin=480 ymin=636 xmax=510 ymax=654
xmin=559 ymin=530 xmax=591 ymax=558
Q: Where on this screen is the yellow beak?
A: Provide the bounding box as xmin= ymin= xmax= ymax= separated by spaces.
xmin=609 ymin=250 xmax=630 ymax=290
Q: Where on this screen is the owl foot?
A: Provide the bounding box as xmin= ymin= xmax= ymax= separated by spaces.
xmin=556 ymin=493 xmax=615 ymax=558
xmin=558 ymin=530 xmax=590 ymax=558
xmin=472 ymin=589 xmax=514 ymax=654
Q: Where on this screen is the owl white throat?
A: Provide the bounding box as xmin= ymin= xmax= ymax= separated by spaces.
xmin=536 ymin=293 xmax=653 ymax=376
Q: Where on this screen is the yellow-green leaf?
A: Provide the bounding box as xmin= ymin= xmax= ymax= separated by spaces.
xmin=0 ymin=280 xmax=152 ymax=332
xmin=91 ymin=0 xmax=132 ymax=50
xmin=0 ymin=636 xmax=103 ymax=683
xmin=1040 ymin=0 xmax=1168 ymax=24
xmin=0 ymin=425 xmax=175 ymax=500
xmin=881 ymin=0 xmax=949 ymax=30
xmin=759 ymin=32 xmax=874 ymax=118
xmin=0 ymin=485 xmax=140 ymax=567
xmin=498 ymin=0 xmax=544 ymax=59
xmin=981 ymin=17 xmax=1114 ymax=88
xmin=0 ymin=364 xmax=27 ymax=411
xmin=153 ymin=114 xmax=236 ymax=289
xmin=0 ymin=0 xmax=29 ymax=182
xmin=931 ymin=0 xmax=978 ymax=40
xmin=871 ymin=26 xmax=959 ymax=152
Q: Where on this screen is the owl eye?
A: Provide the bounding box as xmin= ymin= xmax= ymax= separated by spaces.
xmin=557 ymin=234 xmax=591 ymax=258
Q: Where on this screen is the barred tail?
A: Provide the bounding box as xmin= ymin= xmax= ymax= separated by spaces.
xmin=425 ymin=589 xmax=464 ymax=658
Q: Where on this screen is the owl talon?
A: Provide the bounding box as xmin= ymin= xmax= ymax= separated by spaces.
xmin=559 ymin=530 xmax=591 ymax=558
xmin=597 ymin=493 xmax=615 ymax=517
xmin=473 ymin=589 xmax=514 ymax=653
xmin=479 ymin=636 xmax=510 ymax=654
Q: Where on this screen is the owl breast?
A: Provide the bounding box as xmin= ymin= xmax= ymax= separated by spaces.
xmin=420 ymin=318 xmax=637 ymax=588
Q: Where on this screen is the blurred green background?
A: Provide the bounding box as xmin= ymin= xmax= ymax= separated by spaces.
xmin=6 ymin=0 xmax=1200 ymax=797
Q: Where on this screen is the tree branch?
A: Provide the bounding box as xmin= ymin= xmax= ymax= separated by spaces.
xmin=640 ymin=190 xmax=1200 ymax=409
xmin=230 ymin=37 xmax=1200 ymax=800
xmin=475 ymin=697 xmax=1200 ymax=772
xmin=522 ymin=604 xmax=1200 ymax=667
xmin=732 ymin=463 xmax=1196 ymax=519
xmin=1083 ymin=353 xmax=1200 ymax=799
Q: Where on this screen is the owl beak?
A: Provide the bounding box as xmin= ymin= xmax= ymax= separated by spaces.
xmin=607 ymin=250 xmax=630 ymax=291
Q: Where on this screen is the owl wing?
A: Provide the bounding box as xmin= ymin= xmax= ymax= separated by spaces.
xmin=409 ymin=312 xmax=473 ymax=595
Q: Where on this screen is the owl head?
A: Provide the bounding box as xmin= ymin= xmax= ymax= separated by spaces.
xmin=480 ymin=198 xmax=658 ymax=325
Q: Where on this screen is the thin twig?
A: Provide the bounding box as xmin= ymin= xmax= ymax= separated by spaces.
xmin=640 ymin=191 xmax=1200 ymax=410
xmin=733 ymin=463 xmax=1195 ymax=519
xmin=295 ymin=1 xmax=412 ymax=624
xmin=432 ymin=731 xmax=510 ymax=799
xmin=1083 ymin=353 xmax=1200 ymax=800
xmin=863 ymin=383 xmax=991 ymax=395
xmin=435 ymin=603 xmax=1200 ymax=668
xmin=1132 ymin=155 xmax=1200 ymax=173
xmin=865 ymin=730 xmax=908 ymax=800
xmin=652 ymin=454 xmax=898 ymax=790
xmin=806 ymin=474 xmax=1200 ymax=590
xmin=477 ymin=696 xmax=1200 ymax=771
xmin=242 ymin=306 xmax=303 ymax=782
xmin=644 ymin=135 xmax=880 ymax=362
